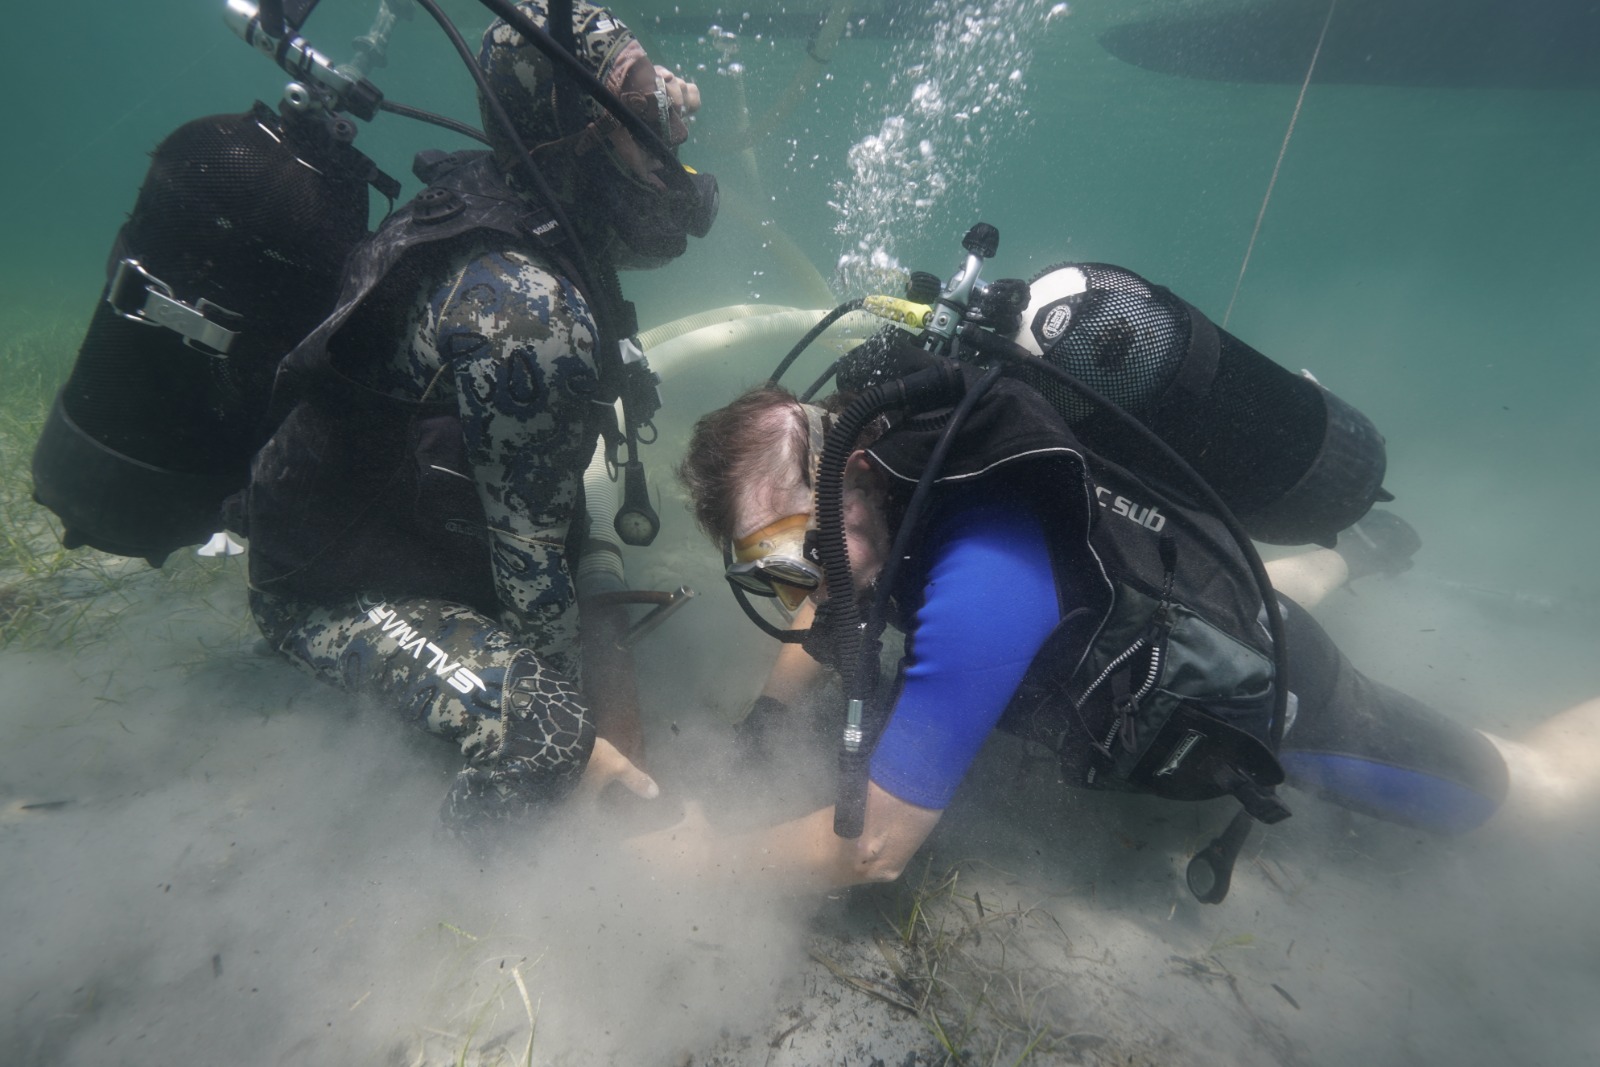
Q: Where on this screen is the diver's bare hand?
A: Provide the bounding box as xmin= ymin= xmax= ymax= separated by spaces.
xmin=627 ymin=799 xmax=715 ymax=874
xmin=578 ymin=737 xmax=659 ymax=802
xmin=657 ymin=66 xmax=700 ymax=116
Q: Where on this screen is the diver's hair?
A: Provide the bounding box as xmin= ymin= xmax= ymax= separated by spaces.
xmin=677 ymin=385 xmax=810 ymax=546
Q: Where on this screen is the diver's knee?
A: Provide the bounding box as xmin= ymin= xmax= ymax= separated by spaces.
xmin=499 ymin=652 xmax=595 ymax=774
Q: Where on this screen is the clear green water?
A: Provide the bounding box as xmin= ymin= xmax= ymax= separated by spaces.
xmin=7 ymin=1 xmax=1595 ymax=586
xmin=2 ymin=2 xmax=1597 ymax=1064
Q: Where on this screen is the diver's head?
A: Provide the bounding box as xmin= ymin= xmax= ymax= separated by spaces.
xmin=678 ymin=386 xmax=890 ymax=610
xmin=478 ymin=0 xmax=718 ymax=268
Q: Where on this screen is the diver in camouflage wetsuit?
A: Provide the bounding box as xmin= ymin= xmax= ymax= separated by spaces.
xmin=245 ymin=1 xmax=712 ymax=833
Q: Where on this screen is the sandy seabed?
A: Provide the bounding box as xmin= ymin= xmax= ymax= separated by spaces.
xmin=2 ymin=531 xmax=1597 ymax=1067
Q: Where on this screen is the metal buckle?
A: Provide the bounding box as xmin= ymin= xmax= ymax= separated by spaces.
xmin=106 ymin=258 xmax=241 ymax=356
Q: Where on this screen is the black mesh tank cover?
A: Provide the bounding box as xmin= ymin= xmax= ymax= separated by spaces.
xmin=58 ymin=105 xmax=369 ymax=472
xmin=1016 ymin=263 xmax=1385 ymax=545
xmin=33 ymin=104 xmax=374 ymax=561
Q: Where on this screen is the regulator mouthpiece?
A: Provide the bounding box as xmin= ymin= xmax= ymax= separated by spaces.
xmin=676 ymin=167 xmax=720 ymax=240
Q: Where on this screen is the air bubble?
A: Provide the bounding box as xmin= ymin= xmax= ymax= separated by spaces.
xmin=829 ymin=0 xmax=1049 ymax=295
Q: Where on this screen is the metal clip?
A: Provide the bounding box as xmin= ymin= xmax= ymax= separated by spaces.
xmin=621 ymin=586 xmax=696 ymax=648
xmin=581 ymin=586 xmax=699 ymax=649
xmin=106 ymin=258 xmax=241 ymax=356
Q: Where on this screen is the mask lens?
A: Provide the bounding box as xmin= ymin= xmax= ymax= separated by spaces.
xmin=726 ymin=556 xmax=821 ymax=596
xmin=729 ymin=514 xmax=819 ymax=608
xmin=769 ymin=580 xmax=813 ymax=613
xmin=727 ymin=569 xmax=778 ymax=597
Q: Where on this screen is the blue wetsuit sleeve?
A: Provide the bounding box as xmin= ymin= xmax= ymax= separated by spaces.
xmin=868 ymin=496 xmax=1063 ymax=811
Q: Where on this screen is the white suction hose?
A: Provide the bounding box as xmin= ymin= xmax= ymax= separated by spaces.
xmin=576 ymin=440 xmax=627 ymax=599
xmin=639 ymin=304 xmax=876 ymax=381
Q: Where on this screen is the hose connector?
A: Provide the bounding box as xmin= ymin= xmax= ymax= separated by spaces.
xmin=863 ymin=295 xmax=932 ymax=330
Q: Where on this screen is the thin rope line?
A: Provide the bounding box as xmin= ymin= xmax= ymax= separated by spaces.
xmin=1223 ymin=0 xmax=1338 ymax=327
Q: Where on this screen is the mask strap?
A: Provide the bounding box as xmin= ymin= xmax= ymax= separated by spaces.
xmin=801 ymin=403 xmax=830 ymax=491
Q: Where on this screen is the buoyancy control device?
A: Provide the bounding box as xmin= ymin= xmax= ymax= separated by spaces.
xmin=1002 ymin=446 xmax=1288 ymax=821
xmin=808 ymin=330 xmax=1293 ymax=833
xmin=243 ymin=148 xmax=600 ymax=606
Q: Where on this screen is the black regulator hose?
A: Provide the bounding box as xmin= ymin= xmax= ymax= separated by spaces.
xmin=412 ymin=4 xmax=580 ymax=258
xmin=832 ymin=362 xmax=1003 ymax=838
xmin=378 ymin=99 xmax=489 ymax=144
xmin=815 ymin=359 xmax=966 ymax=838
xmin=811 ymin=396 xmax=884 ymax=673
xmin=958 ymin=323 xmax=1291 ymax=751
xmin=812 ymin=362 xmax=967 ymax=664
xmin=413 ymin=0 xmax=637 ymax=360
xmin=800 ymin=362 xmax=840 ymax=403
xmin=767 ymin=298 xmax=866 ymax=386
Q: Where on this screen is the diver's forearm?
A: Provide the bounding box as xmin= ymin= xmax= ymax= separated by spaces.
xmin=630 ymin=782 xmax=943 ymax=890
xmin=758 ymin=601 xmax=828 ymax=706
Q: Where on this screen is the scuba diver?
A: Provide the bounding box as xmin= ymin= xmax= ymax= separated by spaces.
xmin=650 ymin=245 xmax=1600 ymax=896
xmin=241 ymin=0 xmax=715 ymax=835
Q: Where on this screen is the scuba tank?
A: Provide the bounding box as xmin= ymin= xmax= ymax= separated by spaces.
xmin=31 ymin=103 xmax=381 ymax=566
xmin=1012 ymin=262 xmax=1389 ymax=547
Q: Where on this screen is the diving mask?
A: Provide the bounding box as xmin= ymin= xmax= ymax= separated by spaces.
xmin=726 ymin=514 xmax=822 ymax=611
xmin=724 ymin=403 xmax=830 ymax=611
xmin=586 ymin=42 xmax=717 ymax=266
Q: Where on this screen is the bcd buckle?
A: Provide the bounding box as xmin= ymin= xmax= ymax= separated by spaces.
xmin=106 ymin=257 xmax=242 ymax=356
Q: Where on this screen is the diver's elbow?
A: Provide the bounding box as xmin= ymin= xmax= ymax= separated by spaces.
xmin=849 ymin=840 xmax=908 ymax=884
xmin=859 ymin=861 xmax=905 ymax=884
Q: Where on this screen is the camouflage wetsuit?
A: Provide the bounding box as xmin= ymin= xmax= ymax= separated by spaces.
xmin=249 ymin=240 xmax=604 ymax=831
